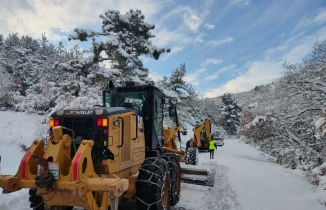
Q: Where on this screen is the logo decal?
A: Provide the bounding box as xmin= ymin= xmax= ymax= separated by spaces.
xmin=66 ymin=110 xmax=93 ymax=115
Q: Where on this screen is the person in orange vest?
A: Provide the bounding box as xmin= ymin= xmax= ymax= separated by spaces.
xmin=209 ymin=139 xmax=217 ymax=159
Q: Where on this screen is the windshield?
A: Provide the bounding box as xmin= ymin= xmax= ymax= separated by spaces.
xmin=104 ymin=90 xmax=148 ymax=114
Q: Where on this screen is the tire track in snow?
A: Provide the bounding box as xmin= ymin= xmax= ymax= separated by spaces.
xmin=172 ymin=161 xmax=241 ymax=210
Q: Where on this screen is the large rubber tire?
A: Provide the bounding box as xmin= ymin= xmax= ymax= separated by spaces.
xmin=162 ymin=154 xmax=181 ymax=206
xmin=29 ymin=189 xmax=44 ymax=210
xmin=186 ymin=147 xmax=199 ymax=165
xmin=185 ymin=140 xmax=191 ymax=153
xmin=136 ymin=157 xmax=170 ymax=210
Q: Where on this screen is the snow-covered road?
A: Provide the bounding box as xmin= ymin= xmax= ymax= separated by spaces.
xmin=173 ymin=139 xmax=325 ymax=210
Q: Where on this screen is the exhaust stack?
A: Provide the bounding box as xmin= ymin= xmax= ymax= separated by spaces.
xmin=109 ymin=80 xmax=116 ymax=107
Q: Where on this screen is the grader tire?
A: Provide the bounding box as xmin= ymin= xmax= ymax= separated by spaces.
xmin=29 ymin=189 xmax=44 ymax=210
xmin=185 ymin=140 xmax=191 ymax=153
xmin=136 ymin=157 xmax=170 ymax=210
xmin=186 ymin=147 xmax=199 ymax=165
xmin=162 ymin=153 xmax=181 ymax=206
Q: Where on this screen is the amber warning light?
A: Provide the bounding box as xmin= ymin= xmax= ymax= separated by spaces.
xmin=97 ymin=118 xmax=108 ymax=127
xmin=49 ymin=119 xmax=60 ymax=127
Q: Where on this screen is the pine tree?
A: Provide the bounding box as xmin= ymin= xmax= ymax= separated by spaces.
xmin=220 ymin=93 xmax=242 ymax=135
xmin=169 ymin=63 xmax=187 ymax=94
xmin=156 ymin=63 xmax=199 ymax=128
xmin=0 ymin=33 xmax=86 ymax=112
xmin=68 ymin=9 xmax=170 ymax=83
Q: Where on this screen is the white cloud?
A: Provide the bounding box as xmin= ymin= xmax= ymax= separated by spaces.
xmin=184 ymin=13 xmax=202 ymax=31
xmin=184 ymin=58 xmax=222 ymax=84
xmin=152 ymin=28 xmax=188 ymax=47
xmin=204 ymin=64 xmax=236 ymax=81
xmin=201 ymin=58 xmax=223 ymax=66
xmin=283 ymin=42 xmax=312 ymax=64
xmin=155 ymin=6 xmax=190 ymax=25
xmin=185 ymin=60 xmax=228 ymax=85
xmin=151 ymin=27 xmax=208 ymax=60
xmin=204 ymin=75 xmax=219 ymax=81
xmin=153 ymin=2 xmax=213 ymax=47
xmin=202 ymin=24 xmax=326 ymax=98
xmin=204 ymin=23 xmax=215 ymax=30
xmin=155 ymin=6 xmax=204 ymax=32
xmin=208 ymin=37 xmax=234 ymax=47
xmin=204 ymin=61 xmax=282 ymax=98
xmin=184 ymin=68 xmax=205 ymax=84
xmin=142 ymin=3 xmax=213 ymax=59
xmin=0 ymin=0 xmax=166 ymax=42
xmin=162 ymin=46 xmax=183 ymax=60
xmin=182 ymin=1 xmax=212 ymax=31
xmin=295 ymin=8 xmax=326 ymax=31
xmin=284 ymin=27 xmax=326 ymax=64
xmin=314 ymin=9 xmax=326 ymax=23
xmin=229 ymin=0 xmax=250 ymax=6
xmin=219 ymin=64 xmax=236 ymax=73
xmin=264 ymin=45 xmax=289 ymax=60
xmin=151 ymin=24 xmax=207 ymax=55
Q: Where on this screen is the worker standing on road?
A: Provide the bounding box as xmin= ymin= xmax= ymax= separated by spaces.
xmin=209 ymin=139 xmax=216 ymax=159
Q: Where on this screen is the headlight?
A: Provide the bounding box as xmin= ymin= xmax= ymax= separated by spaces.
xmin=56 ymin=110 xmax=64 ymax=116
xmin=95 ymin=109 xmax=104 ymax=115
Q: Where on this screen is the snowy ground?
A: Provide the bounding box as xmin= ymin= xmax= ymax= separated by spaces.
xmin=0 ymin=111 xmax=47 ymax=210
xmin=215 ymin=140 xmax=326 ymax=210
xmin=0 ymin=111 xmax=325 ymax=210
xmin=172 ymin=140 xmax=326 ymax=210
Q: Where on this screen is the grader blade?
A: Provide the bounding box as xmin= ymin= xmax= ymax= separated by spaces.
xmin=180 ymin=167 xmax=216 ymax=187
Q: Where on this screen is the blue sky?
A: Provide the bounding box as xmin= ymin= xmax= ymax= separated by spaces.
xmin=1 ymin=0 xmax=326 ymax=98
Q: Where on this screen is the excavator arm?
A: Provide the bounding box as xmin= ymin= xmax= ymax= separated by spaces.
xmin=191 ymin=119 xmax=212 ymax=148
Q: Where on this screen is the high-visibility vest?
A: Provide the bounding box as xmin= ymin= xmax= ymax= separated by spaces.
xmin=209 ymin=140 xmax=215 ymax=150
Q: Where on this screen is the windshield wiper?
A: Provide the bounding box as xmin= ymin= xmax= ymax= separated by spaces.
xmin=118 ymin=88 xmax=131 ymax=106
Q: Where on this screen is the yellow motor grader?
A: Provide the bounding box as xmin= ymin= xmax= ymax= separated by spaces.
xmin=0 ymin=81 xmax=215 ymax=210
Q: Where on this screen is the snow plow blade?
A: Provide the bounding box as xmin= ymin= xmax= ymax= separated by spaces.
xmin=180 ymin=167 xmax=216 ymax=187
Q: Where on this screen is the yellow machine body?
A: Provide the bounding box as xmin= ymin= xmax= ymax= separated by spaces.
xmin=162 ymin=126 xmax=187 ymax=162
xmin=0 ymin=111 xmax=144 ymax=210
xmin=190 ymin=119 xmax=212 ymax=149
xmin=0 ymin=81 xmax=215 ymax=210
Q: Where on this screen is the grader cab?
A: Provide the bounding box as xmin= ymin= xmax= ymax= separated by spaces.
xmin=0 ymin=81 xmax=215 ymax=210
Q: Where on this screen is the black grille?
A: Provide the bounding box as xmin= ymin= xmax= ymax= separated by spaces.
xmin=62 ymin=117 xmax=97 ymax=140
xmin=61 ymin=117 xmax=103 ymax=164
